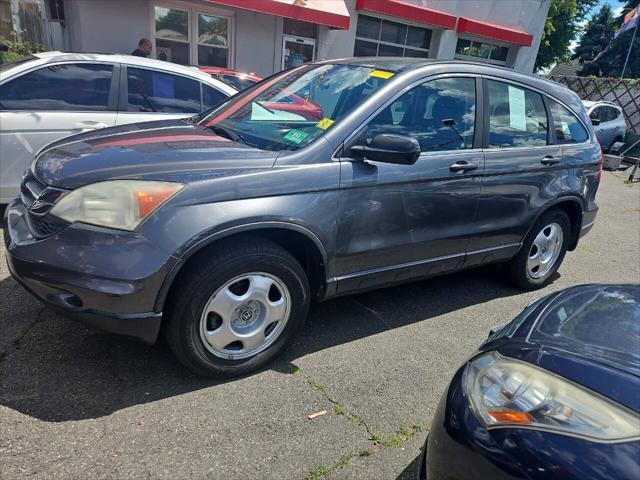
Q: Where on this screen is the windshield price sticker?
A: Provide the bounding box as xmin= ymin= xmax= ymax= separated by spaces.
xmin=316 ymin=118 xmax=335 ymax=130
xmin=369 ymin=70 xmax=394 ymax=80
xmin=283 ymin=129 xmax=309 ymax=144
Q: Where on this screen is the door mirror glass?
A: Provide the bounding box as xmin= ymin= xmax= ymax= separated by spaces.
xmin=591 ymin=118 xmax=601 ymax=126
xmin=351 ymin=134 xmax=420 ymax=165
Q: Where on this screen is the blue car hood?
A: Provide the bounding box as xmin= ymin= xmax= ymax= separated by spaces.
xmin=498 ymin=285 xmax=640 ymax=412
xmin=33 ymin=119 xmax=278 ymax=189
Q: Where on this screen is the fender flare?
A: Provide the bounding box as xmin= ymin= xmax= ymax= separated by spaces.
xmin=518 ymin=196 xmax=585 ymax=254
xmin=153 ymin=221 xmax=330 ymax=313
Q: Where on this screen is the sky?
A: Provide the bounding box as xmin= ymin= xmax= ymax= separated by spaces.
xmin=569 ymin=0 xmax=627 ymax=51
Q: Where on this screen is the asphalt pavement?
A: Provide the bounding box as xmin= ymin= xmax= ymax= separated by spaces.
xmin=1 ymin=171 xmax=638 ymax=479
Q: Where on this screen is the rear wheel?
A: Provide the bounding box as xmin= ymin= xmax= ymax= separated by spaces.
xmin=609 ymin=136 xmax=624 ymax=153
xmin=164 ymin=239 xmax=310 ymax=378
xmin=506 ymin=209 xmax=570 ymax=289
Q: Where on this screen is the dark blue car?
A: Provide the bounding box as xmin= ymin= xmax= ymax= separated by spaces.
xmin=421 ymin=284 xmax=640 ymax=479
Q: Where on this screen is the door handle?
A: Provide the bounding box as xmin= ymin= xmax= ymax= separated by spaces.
xmin=74 ymin=121 xmax=108 ymax=131
xmin=541 ymin=155 xmax=561 ymax=166
xmin=449 ymin=161 xmax=478 ymax=173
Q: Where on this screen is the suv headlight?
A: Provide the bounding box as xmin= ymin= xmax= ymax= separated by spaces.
xmin=50 ymin=180 xmax=183 ymax=231
xmin=465 ymin=352 xmax=640 ymax=442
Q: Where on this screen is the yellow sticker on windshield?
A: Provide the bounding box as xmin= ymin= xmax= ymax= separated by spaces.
xmin=369 ymin=70 xmax=394 ymax=79
xmin=316 ymin=117 xmax=335 ymax=130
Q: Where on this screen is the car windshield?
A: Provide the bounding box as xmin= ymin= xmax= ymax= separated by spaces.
xmin=535 ymin=285 xmax=640 ymax=358
xmin=199 ymin=63 xmax=395 ymax=151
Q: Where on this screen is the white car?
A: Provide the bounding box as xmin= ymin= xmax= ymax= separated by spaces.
xmin=0 ymin=52 xmax=237 ymax=203
xmin=583 ymin=100 xmax=627 ymax=152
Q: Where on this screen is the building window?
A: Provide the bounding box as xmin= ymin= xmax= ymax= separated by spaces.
xmin=455 ymin=38 xmax=509 ymax=65
xmin=47 ymin=0 xmax=65 ymax=21
xmin=153 ymin=4 xmax=231 ymax=67
xmin=197 ymin=13 xmax=229 ymax=67
xmin=354 ymin=14 xmax=431 ymax=58
xmin=154 ymin=6 xmax=190 ymax=65
xmin=283 ymin=18 xmax=317 ymax=39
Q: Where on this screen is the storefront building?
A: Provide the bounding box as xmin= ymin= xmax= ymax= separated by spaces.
xmin=29 ymin=0 xmax=550 ymax=75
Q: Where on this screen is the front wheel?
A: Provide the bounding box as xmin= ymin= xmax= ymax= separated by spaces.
xmin=164 ymin=239 xmax=310 ymax=378
xmin=506 ymin=209 xmax=570 ymax=290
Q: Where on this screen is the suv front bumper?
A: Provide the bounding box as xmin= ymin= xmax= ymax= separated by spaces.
xmin=3 ymin=198 xmax=178 ymax=343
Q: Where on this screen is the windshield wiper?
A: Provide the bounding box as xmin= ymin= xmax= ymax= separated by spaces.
xmin=208 ymin=124 xmax=246 ymax=144
xmin=254 ymin=101 xmax=276 ymax=115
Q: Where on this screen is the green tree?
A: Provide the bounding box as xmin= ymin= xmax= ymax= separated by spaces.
xmin=605 ymin=0 xmax=640 ymax=78
xmin=535 ymin=0 xmax=598 ymax=71
xmin=573 ymin=5 xmax=617 ymax=75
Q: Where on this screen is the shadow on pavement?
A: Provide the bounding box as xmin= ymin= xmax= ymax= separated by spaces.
xmin=0 ymin=265 xmax=556 ymax=423
xmin=396 ymin=453 xmax=423 ymax=480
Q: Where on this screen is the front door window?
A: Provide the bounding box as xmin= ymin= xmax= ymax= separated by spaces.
xmin=367 ymin=77 xmax=477 ymax=152
xmin=282 ymin=36 xmax=315 ymax=69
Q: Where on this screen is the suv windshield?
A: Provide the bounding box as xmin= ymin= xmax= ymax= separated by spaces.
xmin=199 ymin=63 xmax=395 ymax=151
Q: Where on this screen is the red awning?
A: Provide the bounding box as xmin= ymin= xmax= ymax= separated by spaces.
xmin=457 ymin=17 xmax=533 ymax=47
xmin=207 ymin=0 xmax=350 ymax=29
xmin=356 ymin=0 xmax=456 ymax=30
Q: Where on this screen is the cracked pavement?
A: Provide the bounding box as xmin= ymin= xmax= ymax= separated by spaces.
xmin=1 ymin=172 xmax=639 ymax=479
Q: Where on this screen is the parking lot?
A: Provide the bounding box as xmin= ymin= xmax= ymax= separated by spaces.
xmin=0 ymin=170 xmax=638 ymax=480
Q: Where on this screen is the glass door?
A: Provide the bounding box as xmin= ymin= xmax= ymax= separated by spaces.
xmin=282 ymin=35 xmax=316 ymax=70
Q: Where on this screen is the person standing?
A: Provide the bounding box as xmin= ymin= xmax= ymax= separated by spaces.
xmin=131 ymin=38 xmax=152 ymax=58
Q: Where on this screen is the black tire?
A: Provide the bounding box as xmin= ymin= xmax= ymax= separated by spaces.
xmin=506 ymin=209 xmax=571 ymax=290
xmin=164 ymin=238 xmax=310 ymax=378
xmin=608 ymin=136 xmax=624 ymax=153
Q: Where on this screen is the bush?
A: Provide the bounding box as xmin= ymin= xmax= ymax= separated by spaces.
xmin=0 ymin=36 xmax=44 ymax=63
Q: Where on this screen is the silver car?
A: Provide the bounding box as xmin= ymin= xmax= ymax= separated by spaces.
xmin=0 ymin=52 xmax=237 ymax=203
xmin=583 ymin=100 xmax=627 ymax=152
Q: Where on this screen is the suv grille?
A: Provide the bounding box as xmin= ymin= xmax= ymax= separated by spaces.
xmin=25 ymin=212 xmax=69 ymax=238
xmin=20 ymin=171 xmax=70 ymax=239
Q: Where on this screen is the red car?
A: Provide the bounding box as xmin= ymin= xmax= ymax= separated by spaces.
xmin=200 ymin=67 xmax=261 ymax=91
xmin=200 ymin=66 xmax=323 ymax=120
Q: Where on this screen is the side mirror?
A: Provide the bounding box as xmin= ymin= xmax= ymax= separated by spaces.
xmin=351 ymin=134 xmax=420 ymax=165
xmin=591 ymin=118 xmax=601 ymax=126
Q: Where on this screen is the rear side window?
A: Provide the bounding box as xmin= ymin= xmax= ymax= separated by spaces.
xmin=549 ymin=101 xmax=589 ymax=144
xmin=367 ymin=77 xmax=476 ymax=152
xmin=202 ymin=84 xmax=227 ymax=110
xmin=487 ymin=80 xmax=548 ymax=148
xmin=127 ymin=67 xmax=201 ymax=113
xmin=0 ymin=63 xmax=113 ymax=111
xmin=589 ymin=106 xmax=604 ymax=122
xmin=590 ymin=105 xmax=620 ymax=122
xmin=605 ymin=106 xmax=620 ymax=121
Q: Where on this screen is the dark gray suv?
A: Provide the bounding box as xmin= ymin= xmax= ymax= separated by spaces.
xmin=4 ymin=58 xmax=601 ymax=377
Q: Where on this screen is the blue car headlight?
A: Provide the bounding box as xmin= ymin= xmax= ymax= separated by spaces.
xmin=465 ymin=352 xmax=640 ymax=443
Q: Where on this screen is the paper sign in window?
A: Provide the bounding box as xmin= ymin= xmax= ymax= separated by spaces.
xmin=507 ymin=86 xmax=526 ymax=131
xmin=153 ymin=75 xmax=174 ymax=99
